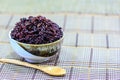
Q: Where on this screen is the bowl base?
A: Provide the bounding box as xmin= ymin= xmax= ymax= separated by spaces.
xmin=25 ymin=58 xmax=49 ymax=63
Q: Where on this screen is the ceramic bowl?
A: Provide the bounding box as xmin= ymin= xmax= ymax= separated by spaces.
xmin=9 ymin=30 xmax=63 ymax=63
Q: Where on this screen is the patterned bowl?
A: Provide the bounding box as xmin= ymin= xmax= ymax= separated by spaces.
xmin=9 ymin=30 xmax=63 ymax=63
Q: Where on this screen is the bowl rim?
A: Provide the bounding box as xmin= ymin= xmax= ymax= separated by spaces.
xmin=9 ymin=29 xmax=63 ymax=46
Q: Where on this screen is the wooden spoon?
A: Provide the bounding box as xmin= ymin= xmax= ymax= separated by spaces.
xmin=0 ymin=58 xmax=66 ymax=76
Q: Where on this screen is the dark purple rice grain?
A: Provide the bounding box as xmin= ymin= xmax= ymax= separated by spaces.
xmin=11 ymin=16 xmax=63 ymax=44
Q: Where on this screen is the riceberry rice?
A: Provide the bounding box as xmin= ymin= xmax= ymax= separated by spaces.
xmin=11 ymin=16 xmax=63 ymax=44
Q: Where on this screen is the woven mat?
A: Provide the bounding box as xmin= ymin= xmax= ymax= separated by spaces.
xmin=0 ymin=13 xmax=120 ymax=80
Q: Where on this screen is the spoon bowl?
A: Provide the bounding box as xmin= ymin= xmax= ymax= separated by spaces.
xmin=40 ymin=66 xmax=66 ymax=76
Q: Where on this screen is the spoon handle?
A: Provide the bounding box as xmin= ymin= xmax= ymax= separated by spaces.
xmin=0 ymin=58 xmax=45 ymax=71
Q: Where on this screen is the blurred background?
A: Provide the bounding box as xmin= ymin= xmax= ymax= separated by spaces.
xmin=0 ymin=0 xmax=120 ymax=14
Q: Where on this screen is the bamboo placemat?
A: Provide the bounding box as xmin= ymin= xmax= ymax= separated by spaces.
xmin=0 ymin=13 xmax=120 ymax=80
